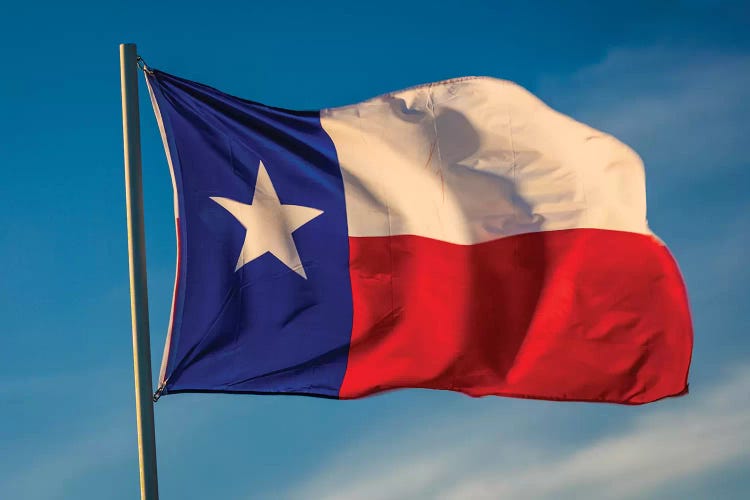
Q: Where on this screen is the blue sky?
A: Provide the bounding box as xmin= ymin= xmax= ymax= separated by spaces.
xmin=1 ymin=1 xmax=749 ymax=498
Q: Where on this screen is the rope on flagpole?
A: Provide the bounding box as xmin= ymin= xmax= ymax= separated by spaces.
xmin=153 ymin=381 xmax=166 ymax=402
xmin=137 ymin=56 xmax=153 ymax=74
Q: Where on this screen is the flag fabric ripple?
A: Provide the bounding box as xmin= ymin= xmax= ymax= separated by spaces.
xmin=146 ymin=69 xmax=692 ymax=404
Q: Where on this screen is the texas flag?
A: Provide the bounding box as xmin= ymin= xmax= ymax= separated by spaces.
xmin=145 ymin=69 xmax=692 ymax=404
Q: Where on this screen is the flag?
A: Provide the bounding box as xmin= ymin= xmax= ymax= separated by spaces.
xmin=145 ymin=69 xmax=692 ymax=404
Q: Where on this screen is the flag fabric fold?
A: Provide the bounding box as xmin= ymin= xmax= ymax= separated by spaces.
xmin=146 ymin=69 xmax=692 ymax=404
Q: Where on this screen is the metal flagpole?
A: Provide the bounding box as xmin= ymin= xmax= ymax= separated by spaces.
xmin=119 ymin=42 xmax=160 ymax=500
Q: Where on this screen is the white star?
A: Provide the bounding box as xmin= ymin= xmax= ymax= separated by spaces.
xmin=210 ymin=160 xmax=323 ymax=278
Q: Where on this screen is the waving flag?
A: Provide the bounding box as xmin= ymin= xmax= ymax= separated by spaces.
xmin=146 ymin=69 xmax=692 ymax=404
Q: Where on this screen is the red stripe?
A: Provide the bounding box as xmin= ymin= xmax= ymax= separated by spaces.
xmin=160 ymin=216 xmax=182 ymax=388
xmin=340 ymin=229 xmax=692 ymax=404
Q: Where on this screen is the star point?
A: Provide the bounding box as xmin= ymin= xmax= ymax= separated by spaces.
xmin=210 ymin=161 xmax=323 ymax=278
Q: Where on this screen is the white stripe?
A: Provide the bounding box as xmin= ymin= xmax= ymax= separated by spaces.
xmin=145 ymin=77 xmax=179 ymax=217
xmin=145 ymin=75 xmax=179 ymax=387
xmin=321 ymin=77 xmax=649 ymax=244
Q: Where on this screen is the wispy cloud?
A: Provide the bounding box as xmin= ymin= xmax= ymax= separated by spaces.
xmin=0 ymin=368 xmax=136 ymax=499
xmin=537 ymin=48 xmax=750 ymax=186
xmin=0 ymin=368 xmax=233 ymax=500
xmin=677 ymin=206 xmax=750 ymax=305
xmin=1 ymin=411 xmax=136 ymax=500
xmin=287 ymin=364 xmax=750 ymax=500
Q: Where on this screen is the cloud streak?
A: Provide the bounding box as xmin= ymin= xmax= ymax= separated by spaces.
xmin=537 ymin=47 xmax=750 ymax=188
xmin=0 ymin=369 xmax=235 ymax=500
xmin=287 ymin=364 xmax=750 ymax=500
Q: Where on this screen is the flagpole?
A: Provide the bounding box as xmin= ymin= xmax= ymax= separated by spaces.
xmin=120 ymin=42 xmax=160 ymax=500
